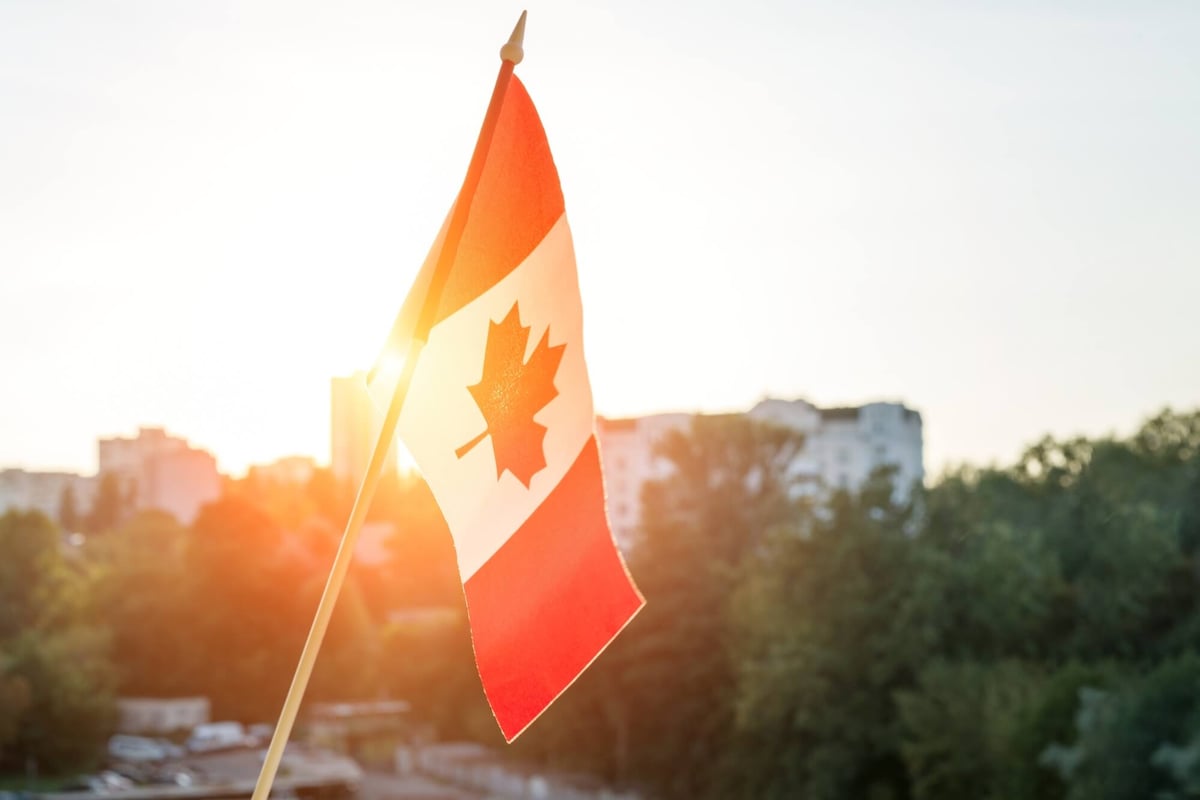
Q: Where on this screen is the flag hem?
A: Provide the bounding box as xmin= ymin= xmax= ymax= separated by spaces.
xmin=497 ymin=589 xmax=646 ymax=743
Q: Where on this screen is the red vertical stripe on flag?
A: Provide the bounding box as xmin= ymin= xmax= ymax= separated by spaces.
xmin=463 ymin=437 xmax=644 ymax=740
xmin=436 ymin=76 xmax=565 ymax=326
xmin=370 ymin=77 xmax=566 ymax=372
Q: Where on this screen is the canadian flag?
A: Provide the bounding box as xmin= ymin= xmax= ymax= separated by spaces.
xmin=369 ymin=74 xmax=644 ymax=741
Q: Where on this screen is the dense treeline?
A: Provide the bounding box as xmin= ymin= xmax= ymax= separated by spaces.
xmin=3 ymin=408 xmax=1200 ymax=799
xmin=0 ymin=470 xmax=491 ymax=776
xmin=511 ymin=409 xmax=1200 ymax=800
xmin=0 ymin=510 xmax=115 ymax=775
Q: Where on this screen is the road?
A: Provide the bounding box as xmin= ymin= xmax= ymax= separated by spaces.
xmin=359 ymin=771 xmax=484 ymax=800
xmin=184 ymin=749 xmax=483 ymax=800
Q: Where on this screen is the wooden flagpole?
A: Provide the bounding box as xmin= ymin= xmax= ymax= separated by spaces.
xmin=249 ymin=13 xmax=527 ymax=800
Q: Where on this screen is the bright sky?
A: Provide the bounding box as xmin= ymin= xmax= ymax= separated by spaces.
xmin=2 ymin=1 xmax=1197 ymax=478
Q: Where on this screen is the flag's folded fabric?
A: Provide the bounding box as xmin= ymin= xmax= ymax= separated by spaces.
xmin=369 ymin=75 xmax=644 ymax=741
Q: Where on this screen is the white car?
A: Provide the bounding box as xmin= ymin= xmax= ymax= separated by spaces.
xmin=187 ymin=721 xmax=252 ymax=753
xmin=87 ymin=770 xmax=136 ymax=792
xmin=108 ymin=735 xmax=169 ymax=763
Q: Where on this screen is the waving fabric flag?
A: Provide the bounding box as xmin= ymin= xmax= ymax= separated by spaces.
xmin=369 ymin=74 xmax=644 ymax=741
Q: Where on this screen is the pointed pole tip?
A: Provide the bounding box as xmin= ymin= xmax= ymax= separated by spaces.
xmin=500 ymin=10 xmax=527 ymax=64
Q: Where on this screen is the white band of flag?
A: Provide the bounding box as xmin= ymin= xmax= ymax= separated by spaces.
xmin=368 ymin=74 xmax=643 ymax=742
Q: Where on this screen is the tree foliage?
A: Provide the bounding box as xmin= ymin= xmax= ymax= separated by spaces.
xmin=0 ymin=511 xmax=115 ymax=774
xmin=0 ymin=462 xmax=469 ymax=775
xmin=513 ymin=408 xmax=1200 ymax=800
xmin=85 ymin=472 xmax=130 ymax=535
xmin=5 ymin=407 xmax=1200 ymax=794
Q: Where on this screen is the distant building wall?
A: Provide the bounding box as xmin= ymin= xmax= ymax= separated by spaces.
xmin=597 ymin=398 xmax=924 ymax=551
xmin=117 ymin=696 xmax=210 ymax=735
xmin=97 ymin=427 xmax=221 ymax=525
xmin=149 ymin=448 xmax=221 ymax=525
xmin=0 ymin=469 xmax=97 ymax=523
xmin=331 ymin=373 xmax=397 ymax=487
xmin=1 ymin=430 xmax=219 ymax=528
xmin=747 ymin=399 xmax=924 ymax=498
xmin=595 ymin=414 xmax=691 ymax=549
xmin=249 ymin=456 xmax=317 ymax=486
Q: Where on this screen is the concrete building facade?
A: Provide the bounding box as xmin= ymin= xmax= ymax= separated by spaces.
xmin=748 ymin=398 xmax=924 ymax=497
xmin=248 ymin=455 xmax=317 ymax=486
xmin=0 ymin=469 xmax=96 ymax=523
xmin=331 ymin=372 xmax=397 ymax=487
xmin=596 ymin=398 xmax=924 ymax=548
xmin=97 ymin=427 xmax=221 ymax=525
xmin=116 ymin=696 xmax=211 ymax=735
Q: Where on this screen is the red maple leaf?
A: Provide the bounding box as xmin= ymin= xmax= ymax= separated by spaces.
xmin=456 ymin=302 xmax=566 ymax=487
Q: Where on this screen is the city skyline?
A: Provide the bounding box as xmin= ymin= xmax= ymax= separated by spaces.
xmin=3 ymin=1 xmax=1198 ymax=478
xmin=0 ymin=391 xmax=928 ymax=478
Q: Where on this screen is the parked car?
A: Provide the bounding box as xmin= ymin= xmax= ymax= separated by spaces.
xmin=85 ymin=770 xmax=136 ymax=791
xmin=108 ymin=734 xmax=170 ymax=763
xmin=186 ymin=721 xmax=252 ymax=753
xmin=159 ymin=766 xmax=197 ymax=787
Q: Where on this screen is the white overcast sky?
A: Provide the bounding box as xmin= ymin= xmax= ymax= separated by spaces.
xmin=2 ymin=0 xmax=1198 ymax=477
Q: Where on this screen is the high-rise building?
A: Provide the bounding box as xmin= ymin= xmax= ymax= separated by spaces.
xmin=596 ymin=398 xmax=924 ymax=550
xmin=748 ymin=398 xmax=924 ymax=497
xmin=97 ymin=427 xmax=221 ymax=525
xmin=331 ymin=372 xmax=397 ymax=487
xmin=593 ymin=413 xmax=692 ymax=546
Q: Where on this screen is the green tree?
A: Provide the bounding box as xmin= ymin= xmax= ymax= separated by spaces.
xmin=182 ymin=497 xmax=316 ymax=721
xmin=304 ymin=467 xmax=351 ymax=524
xmin=897 ymin=660 xmax=1044 ymax=800
xmin=1131 ymin=408 xmax=1200 ymax=466
xmin=377 ymin=610 xmax=493 ymax=741
xmin=85 ymin=472 xmax=128 ymax=534
xmin=0 ymin=662 xmax=32 ymax=760
xmin=618 ymin=416 xmax=806 ymax=794
xmin=0 ymin=511 xmax=79 ymax=639
xmin=57 ymin=485 xmax=81 ymax=533
xmin=629 ymin=415 xmax=804 ymax=797
xmin=0 ymin=511 xmax=114 ymax=774
xmin=86 ymin=511 xmax=194 ymax=697
xmin=512 ymin=415 xmax=804 ymax=797
xmin=370 ymin=473 xmax=460 ymax=611
xmin=1040 ymin=654 xmax=1200 ymax=800
xmin=1008 ymin=662 xmax=1124 ymax=800
xmin=177 ymin=497 xmax=385 ymax=720
xmin=2 ymin=629 xmax=116 ymax=774
xmin=728 ymin=470 xmax=928 ymax=800
xmin=309 ymin=573 xmax=380 ymax=704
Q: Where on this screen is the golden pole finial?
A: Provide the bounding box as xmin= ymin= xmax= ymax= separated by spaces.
xmin=500 ymin=10 xmax=527 ymax=64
